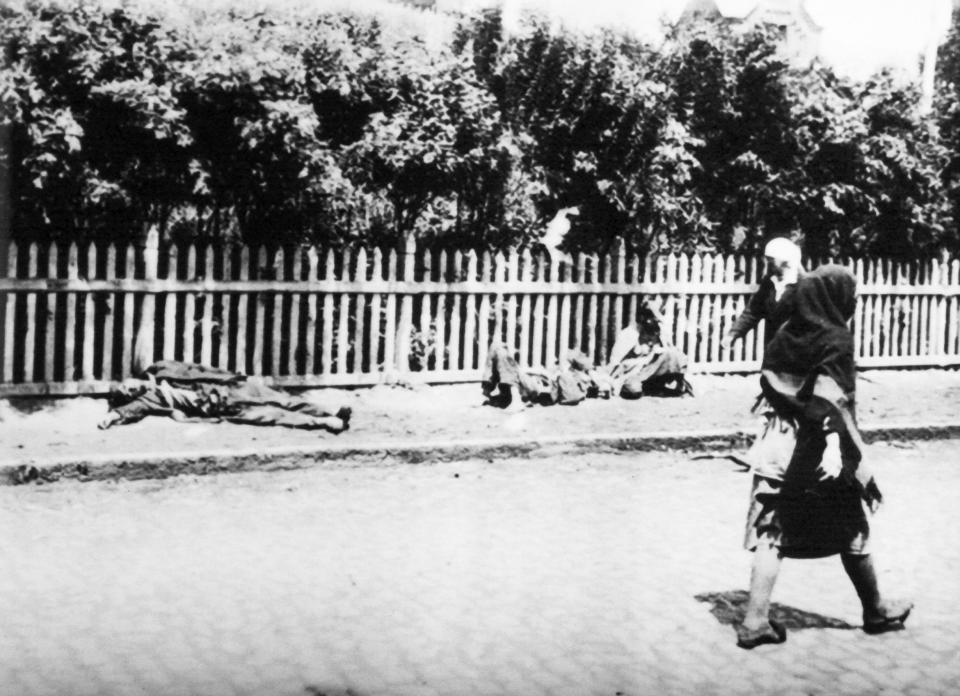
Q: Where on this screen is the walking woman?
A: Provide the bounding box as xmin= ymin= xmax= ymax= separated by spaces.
xmin=738 ymin=264 xmax=912 ymax=649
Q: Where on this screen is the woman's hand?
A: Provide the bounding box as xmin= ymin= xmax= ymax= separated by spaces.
xmin=817 ymin=430 xmax=843 ymax=480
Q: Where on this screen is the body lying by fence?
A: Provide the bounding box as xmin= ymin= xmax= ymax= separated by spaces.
xmin=3 ymin=233 xmax=960 ymax=395
xmin=98 ymin=360 xmax=351 ymax=432
xmin=481 ymin=318 xmax=691 ymax=409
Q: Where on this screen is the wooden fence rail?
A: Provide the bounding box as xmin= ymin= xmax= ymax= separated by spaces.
xmin=2 ymin=232 xmax=959 ymax=395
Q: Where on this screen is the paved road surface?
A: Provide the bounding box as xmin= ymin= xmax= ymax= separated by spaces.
xmin=2 ymin=441 xmax=959 ymax=696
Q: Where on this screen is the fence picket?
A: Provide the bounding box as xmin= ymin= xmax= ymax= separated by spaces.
xmin=219 ymin=246 xmax=232 ymax=370
xmin=82 ymin=243 xmax=95 ymax=380
xmin=64 ymin=243 xmax=78 ymax=381
xmin=369 ymin=248 xmax=383 ymax=374
xmin=200 ymin=246 xmax=214 ymax=368
xmin=322 ymin=248 xmax=335 ymax=374
xmin=235 ymin=247 xmax=250 ymax=374
xmin=671 ymin=255 xmax=685 ymax=349
xmin=613 ymin=240 xmax=626 ymax=340
xmin=478 ymin=250 xmax=492 ymax=368
xmin=383 ymin=247 xmax=397 ymax=373
xmin=119 ymin=244 xmax=136 ymax=378
xmin=572 ymin=253 xmax=585 ymax=355
xmin=251 ymin=247 xmax=268 ymax=375
xmin=396 ymin=237 xmax=415 ymax=372
xmin=862 ymin=294 xmax=874 ymax=358
xmin=271 ymin=248 xmax=284 ymax=376
xmin=418 ymin=249 xmax=433 ymax=372
xmin=708 ymin=255 xmax=723 ymax=364
xmin=558 ymin=250 xmax=573 ymax=363
xmin=44 ymin=243 xmax=58 ymax=382
xmin=545 ymin=252 xmax=559 ymax=366
xmin=462 ymin=250 xmax=477 ymax=371
xmin=935 ymin=259 xmax=947 ymax=356
xmin=11 ymin=242 xmax=960 ymax=392
xmin=353 ymin=247 xmax=367 ymax=376
xmin=339 ymin=247 xmax=353 ymax=374
xmin=880 ymin=297 xmax=892 ymax=357
xmin=531 ymin=285 xmax=545 ymax=367
xmin=305 ymin=247 xmax=319 ymax=374
xmin=950 ymin=261 xmax=960 ymax=355
xmin=183 ymin=244 xmax=197 ymax=369
xmin=23 ymin=244 xmax=39 ymax=382
xmin=287 ymin=248 xmax=303 ymax=375
xmin=918 ymin=288 xmax=929 ymax=356
xmin=698 ymin=255 xmax=714 ymax=365
xmin=101 ymin=244 xmax=116 ymax=381
xmin=627 ymin=252 xmax=640 ymax=330
xmin=3 ymin=242 xmax=17 ymax=382
xmin=598 ymin=253 xmax=611 ymax=363
xmin=586 ymin=253 xmax=599 ymax=363
xmin=909 ymin=276 xmax=920 ymax=356
xmin=447 ymin=250 xmax=461 ymax=371
xmin=162 ymin=245 xmax=178 ymax=362
xmin=489 ymin=251 xmax=503 ymax=346
xmin=687 ymin=256 xmax=702 ymax=361
xmin=248 ymin=248 xmax=264 ymax=372
xmin=506 ymin=250 xmax=518 ymax=350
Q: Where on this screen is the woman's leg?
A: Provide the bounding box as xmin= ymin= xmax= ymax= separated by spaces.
xmin=743 ymin=544 xmax=783 ymax=630
xmin=841 ymin=553 xmax=912 ymax=629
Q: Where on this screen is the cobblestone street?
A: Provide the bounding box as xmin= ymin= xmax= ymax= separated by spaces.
xmin=2 ymin=441 xmax=959 ymax=696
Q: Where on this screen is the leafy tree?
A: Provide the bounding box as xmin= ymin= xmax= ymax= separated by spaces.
xmin=1 ymin=0 xmax=954 ymax=260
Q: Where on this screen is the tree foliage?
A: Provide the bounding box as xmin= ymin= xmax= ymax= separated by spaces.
xmin=1 ymin=0 xmax=956 ymax=260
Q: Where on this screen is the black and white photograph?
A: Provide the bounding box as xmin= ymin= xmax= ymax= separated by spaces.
xmin=1 ymin=0 xmax=959 ymax=694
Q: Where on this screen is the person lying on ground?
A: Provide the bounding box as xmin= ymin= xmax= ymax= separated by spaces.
xmin=736 ymin=264 xmax=911 ymax=650
xmin=481 ymin=343 xmax=609 ymax=412
xmin=481 ymin=313 xmax=691 ymax=410
xmin=98 ymin=360 xmax=351 ymax=433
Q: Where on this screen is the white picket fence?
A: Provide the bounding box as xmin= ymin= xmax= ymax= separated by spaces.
xmin=1 ymin=231 xmax=959 ymax=395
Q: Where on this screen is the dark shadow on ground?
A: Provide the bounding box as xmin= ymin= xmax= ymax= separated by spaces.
xmin=689 ymin=453 xmax=751 ymax=470
xmin=304 ymin=686 xmax=366 ymax=696
xmin=695 ymin=590 xmax=858 ymax=630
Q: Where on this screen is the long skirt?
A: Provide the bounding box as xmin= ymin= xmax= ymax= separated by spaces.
xmin=744 ymin=413 xmax=871 ymax=558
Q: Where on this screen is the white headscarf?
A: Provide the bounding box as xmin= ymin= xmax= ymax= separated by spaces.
xmin=763 ymin=238 xmax=802 ymax=299
xmin=763 ymin=238 xmax=802 ymax=268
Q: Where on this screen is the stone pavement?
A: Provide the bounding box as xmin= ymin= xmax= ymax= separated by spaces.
xmin=1 ymin=440 xmax=958 ymax=696
xmin=4 ymin=369 xmax=960 ymax=483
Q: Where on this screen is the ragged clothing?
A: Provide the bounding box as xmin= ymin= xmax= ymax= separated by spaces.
xmin=481 ymin=323 xmax=691 ymax=407
xmin=728 ymin=275 xmax=800 ymax=348
xmin=609 ymin=344 xmax=690 ymax=399
xmin=744 ymin=265 xmax=878 ymax=559
xmin=481 ymin=343 xmax=612 ymax=406
xmin=101 ymin=361 xmax=349 ymax=433
xmin=602 ymin=321 xmax=692 ymax=399
xmin=759 ymin=265 xmax=878 ymax=505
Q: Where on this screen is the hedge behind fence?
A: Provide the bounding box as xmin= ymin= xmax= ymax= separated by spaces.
xmin=1 ymin=0 xmax=958 ymax=260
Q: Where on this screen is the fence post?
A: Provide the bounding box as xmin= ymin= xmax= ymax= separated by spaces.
xmin=396 ymin=234 xmax=416 ymax=373
xmin=462 ymin=249 xmax=478 ymax=371
xmin=2 ymin=242 xmax=17 ymax=383
xmin=64 ymin=243 xmax=79 ymax=381
xmin=383 ymin=245 xmax=397 ymax=372
xmin=80 ymin=242 xmax=97 ymax=382
xmin=43 ymin=242 xmax=58 ymax=383
xmin=305 ymin=246 xmax=319 ymax=375
xmin=134 ymin=225 xmax=159 ymax=375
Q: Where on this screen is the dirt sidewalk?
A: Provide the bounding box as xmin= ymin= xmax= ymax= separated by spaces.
xmin=3 ymin=369 xmax=959 ymax=475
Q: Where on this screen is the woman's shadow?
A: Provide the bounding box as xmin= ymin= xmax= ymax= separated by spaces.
xmin=695 ymin=590 xmax=857 ymax=630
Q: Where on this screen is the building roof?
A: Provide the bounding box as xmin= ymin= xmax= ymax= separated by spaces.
xmin=744 ymin=0 xmax=821 ymax=32
xmin=679 ymin=0 xmax=822 ymax=32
